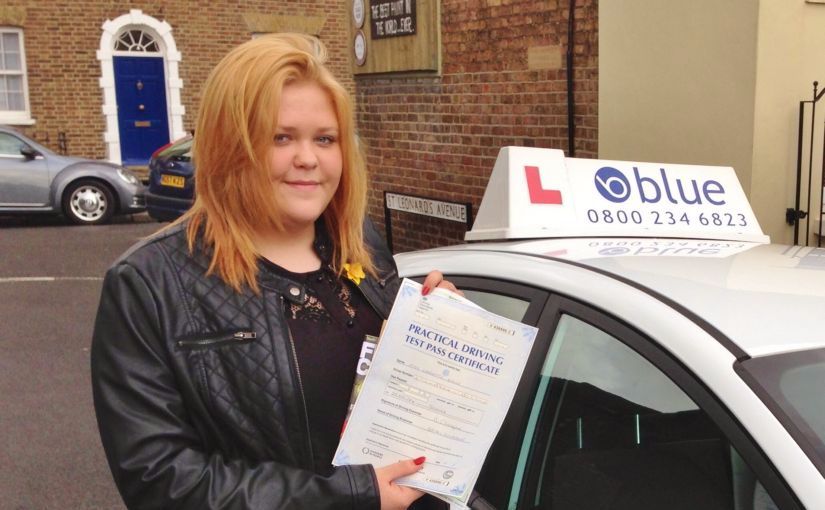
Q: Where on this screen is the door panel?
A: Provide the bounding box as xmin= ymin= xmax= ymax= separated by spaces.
xmin=0 ymin=132 xmax=50 ymax=206
xmin=114 ymin=56 xmax=169 ymax=166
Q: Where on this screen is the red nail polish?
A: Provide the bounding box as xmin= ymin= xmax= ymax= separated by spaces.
xmin=422 ymin=286 xmax=430 ymax=296
xmin=414 ymin=456 xmax=426 ymax=465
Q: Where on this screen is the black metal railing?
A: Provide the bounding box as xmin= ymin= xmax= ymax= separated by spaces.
xmin=789 ymin=81 xmax=825 ymax=246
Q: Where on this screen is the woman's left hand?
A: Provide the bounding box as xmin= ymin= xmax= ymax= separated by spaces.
xmin=421 ymin=270 xmax=463 ymax=297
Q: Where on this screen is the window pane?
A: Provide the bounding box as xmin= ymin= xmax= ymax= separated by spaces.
xmin=546 ymin=317 xmax=695 ymax=412
xmin=0 ymin=77 xmax=7 ymax=110
xmin=461 ymin=289 xmax=530 ymax=322
xmin=2 ymin=33 xmax=20 ymax=53
xmin=0 ymin=132 xmax=24 ymax=156
xmin=740 ymin=349 xmax=825 ymax=472
xmin=6 ymin=75 xmax=21 ymax=92
xmin=780 ymin=361 xmax=825 ymax=449
xmin=3 ymin=76 xmax=23 ymax=111
xmin=4 ymin=50 xmax=21 ymax=70
xmin=114 ymin=29 xmax=158 ymax=52
xmin=509 ymin=314 xmax=776 ymax=510
xmin=1 ymin=33 xmax=21 ymax=71
xmin=8 ymin=91 xmax=24 ymax=110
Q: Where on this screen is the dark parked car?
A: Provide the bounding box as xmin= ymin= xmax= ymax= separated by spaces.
xmin=0 ymin=125 xmax=145 ymax=225
xmin=145 ymin=136 xmax=194 ymax=222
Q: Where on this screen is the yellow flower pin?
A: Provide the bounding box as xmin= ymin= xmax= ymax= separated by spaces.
xmin=343 ymin=262 xmax=365 ymax=285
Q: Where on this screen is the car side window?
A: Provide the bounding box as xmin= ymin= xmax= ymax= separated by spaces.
xmin=461 ymin=289 xmax=530 ymax=322
xmin=509 ymin=314 xmax=778 ymax=510
xmin=412 ymin=276 xmax=547 ymax=326
xmin=0 ymin=132 xmax=24 ymax=156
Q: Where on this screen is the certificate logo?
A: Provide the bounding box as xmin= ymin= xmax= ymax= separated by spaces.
xmin=360 ymin=447 xmax=383 ymax=459
xmin=443 ymin=470 xmax=454 ymax=479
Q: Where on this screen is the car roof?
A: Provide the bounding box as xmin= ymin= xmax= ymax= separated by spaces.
xmin=396 ymin=238 xmax=825 ymax=359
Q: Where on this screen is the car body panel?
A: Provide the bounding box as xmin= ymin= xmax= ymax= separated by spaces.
xmin=145 ymin=190 xmax=193 ymax=222
xmin=0 ymin=152 xmax=51 ymax=205
xmin=399 ymin=239 xmax=825 ymax=357
xmin=50 ymin=161 xmax=146 ymax=214
xmin=396 ymin=244 xmax=825 ymax=509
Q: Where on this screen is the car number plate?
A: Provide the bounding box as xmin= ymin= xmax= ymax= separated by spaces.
xmin=160 ymin=174 xmax=185 ymax=188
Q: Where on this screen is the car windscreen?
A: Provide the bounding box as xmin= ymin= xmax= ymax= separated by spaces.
xmin=736 ymin=347 xmax=825 ymax=476
xmin=159 ymin=137 xmax=193 ymax=159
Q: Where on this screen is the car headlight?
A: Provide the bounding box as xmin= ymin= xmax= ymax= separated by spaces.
xmin=117 ymin=167 xmax=140 ymax=185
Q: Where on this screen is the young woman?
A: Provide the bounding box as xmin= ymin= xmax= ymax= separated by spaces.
xmin=91 ymin=33 xmax=456 ymax=509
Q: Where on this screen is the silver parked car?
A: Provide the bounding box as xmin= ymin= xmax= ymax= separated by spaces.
xmin=0 ymin=125 xmax=145 ymax=225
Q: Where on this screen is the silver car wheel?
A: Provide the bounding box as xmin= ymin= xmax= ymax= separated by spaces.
xmin=62 ymin=179 xmax=115 ymax=225
xmin=70 ymin=185 xmax=107 ymax=221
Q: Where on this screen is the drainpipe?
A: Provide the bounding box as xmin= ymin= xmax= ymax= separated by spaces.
xmin=567 ymin=0 xmax=576 ymax=156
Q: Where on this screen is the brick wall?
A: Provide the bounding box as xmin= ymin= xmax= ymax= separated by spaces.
xmin=358 ymin=0 xmax=599 ymax=253
xmin=2 ymin=1 xmax=351 ymax=160
xmin=3 ymin=1 xmax=599 ymax=254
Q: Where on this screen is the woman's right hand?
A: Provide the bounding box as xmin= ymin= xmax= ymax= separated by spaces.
xmin=375 ymin=458 xmax=427 ymax=510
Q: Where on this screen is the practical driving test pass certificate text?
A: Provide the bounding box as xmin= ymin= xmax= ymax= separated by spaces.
xmin=333 ymin=279 xmax=537 ymax=505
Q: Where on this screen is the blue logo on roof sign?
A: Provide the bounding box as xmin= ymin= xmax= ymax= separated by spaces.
xmin=594 ymin=167 xmax=631 ymax=203
xmin=594 ymin=167 xmax=727 ymax=206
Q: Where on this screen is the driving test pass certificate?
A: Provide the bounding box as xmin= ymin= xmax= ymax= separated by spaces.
xmin=333 ymin=279 xmax=537 ymax=504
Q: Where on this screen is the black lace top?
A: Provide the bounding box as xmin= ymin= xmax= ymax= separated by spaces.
xmin=260 ymin=259 xmax=383 ymax=475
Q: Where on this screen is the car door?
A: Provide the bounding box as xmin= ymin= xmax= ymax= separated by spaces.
xmin=0 ymin=131 xmax=50 ymax=206
xmin=461 ymin=291 xmax=802 ymax=510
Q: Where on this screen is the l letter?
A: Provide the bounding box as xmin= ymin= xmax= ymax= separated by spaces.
xmin=525 ymin=166 xmax=563 ymax=204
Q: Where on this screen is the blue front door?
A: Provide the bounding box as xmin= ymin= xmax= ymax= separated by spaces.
xmin=114 ymin=56 xmax=170 ymax=166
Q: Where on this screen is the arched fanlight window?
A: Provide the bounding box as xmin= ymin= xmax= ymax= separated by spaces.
xmin=114 ymin=29 xmax=159 ymax=52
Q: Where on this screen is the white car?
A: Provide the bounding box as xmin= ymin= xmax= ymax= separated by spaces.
xmin=394 ymin=148 xmax=825 ymax=510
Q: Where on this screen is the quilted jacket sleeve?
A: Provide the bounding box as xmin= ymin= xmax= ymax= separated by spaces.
xmin=90 ymin=262 xmax=381 ymax=510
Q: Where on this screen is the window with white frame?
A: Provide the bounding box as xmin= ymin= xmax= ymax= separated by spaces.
xmin=0 ymin=27 xmax=32 ymax=125
xmin=114 ymin=29 xmax=160 ymax=52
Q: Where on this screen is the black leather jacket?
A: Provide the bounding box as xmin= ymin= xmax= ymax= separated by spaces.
xmin=91 ymin=220 xmax=401 ymax=509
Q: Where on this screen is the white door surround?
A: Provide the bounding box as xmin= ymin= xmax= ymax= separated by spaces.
xmin=97 ymin=9 xmax=185 ymax=164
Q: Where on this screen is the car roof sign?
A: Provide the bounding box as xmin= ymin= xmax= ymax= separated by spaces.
xmin=465 ymin=147 xmax=770 ymax=243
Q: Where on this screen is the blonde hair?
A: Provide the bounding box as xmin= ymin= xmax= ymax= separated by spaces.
xmin=182 ymin=33 xmax=373 ymax=293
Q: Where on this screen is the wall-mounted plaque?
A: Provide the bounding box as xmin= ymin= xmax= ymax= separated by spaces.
xmin=353 ymin=30 xmax=367 ymax=66
xmin=370 ymin=0 xmax=416 ymax=39
xmin=353 ymin=0 xmax=366 ymax=28
xmin=352 ymin=0 xmax=439 ymax=74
